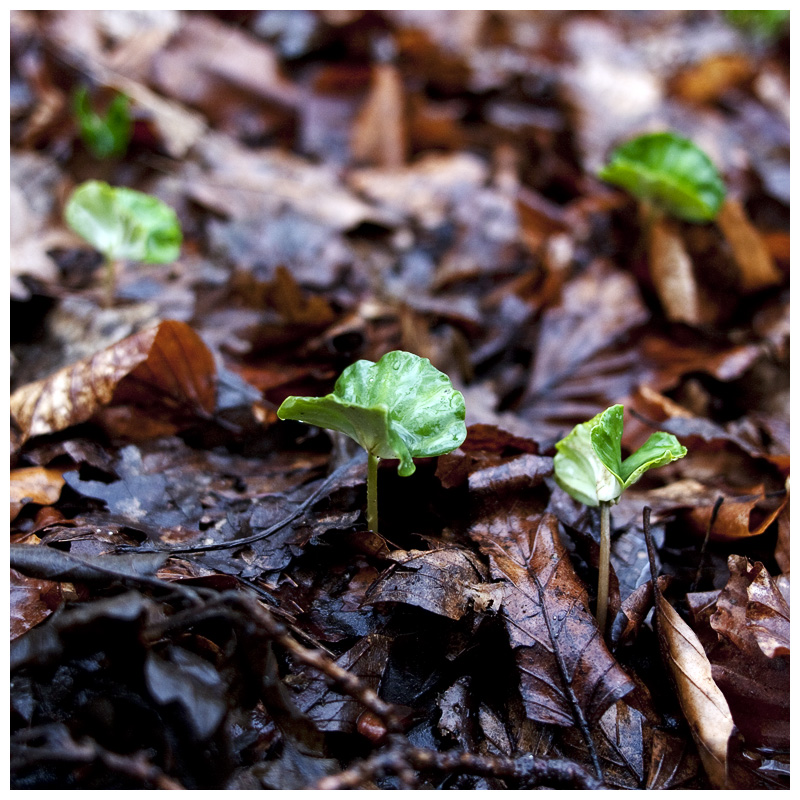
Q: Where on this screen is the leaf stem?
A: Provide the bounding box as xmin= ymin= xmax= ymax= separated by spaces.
xmin=367 ymin=452 xmax=380 ymax=534
xmin=597 ymin=501 xmax=611 ymax=634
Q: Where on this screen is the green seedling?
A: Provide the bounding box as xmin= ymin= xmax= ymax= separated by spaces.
xmin=74 ymin=85 xmax=132 ymax=159
xmin=64 ymin=180 xmax=182 ymax=305
xmin=725 ymin=10 xmax=789 ymax=40
xmin=598 ymin=131 xmax=726 ymax=224
xmin=277 ymin=350 xmax=467 ymax=535
xmin=554 ymin=404 xmax=687 ymax=633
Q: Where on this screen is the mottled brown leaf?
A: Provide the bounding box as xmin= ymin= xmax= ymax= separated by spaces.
xmin=10 ymin=320 xmax=216 ymax=442
xmin=469 ymin=510 xmax=634 ymax=727
xmin=10 ymin=568 xmax=63 ymax=640
xmin=655 ymin=590 xmax=734 ymax=788
xmin=365 ymin=547 xmax=502 ymax=621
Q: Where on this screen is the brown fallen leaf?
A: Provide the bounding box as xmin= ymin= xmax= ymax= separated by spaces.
xmin=10 ymin=466 xmax=66 ymax=521
xmin=647 ymin=214 xmax=703 ymax=325
xmin=10 ymin=320 xmax=216 ymax=443
xmin=654 ymin=587 xmax=735 ymax=788
xmin=351 ymin=63 xmax=407 ymax=168
xmin=469 ymin=508 xmax=634 ymax=728
xmin=10 ymin=568 xmax=63 ymax=640
xmin=364 ymin=546 xmax=503 ymax=621
xmin=670 ymin=53 xmax=754 ymax=105
xmin=687 ymin=558 xmax=789 ymax=753
xmin=689 ymin=485 xmax=787 ymax=542
xmin=716 ymin=197 xmax=783 ymax=292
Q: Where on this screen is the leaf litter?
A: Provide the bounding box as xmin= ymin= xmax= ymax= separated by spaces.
xmin=10 ymin=10 xmax=788 ymax=790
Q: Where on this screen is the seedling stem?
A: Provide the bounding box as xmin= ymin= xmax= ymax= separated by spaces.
xmin=597 ymin=501 xmax=611 ymax=633
xmin=367 ymin=452 xmax=380 ymax=534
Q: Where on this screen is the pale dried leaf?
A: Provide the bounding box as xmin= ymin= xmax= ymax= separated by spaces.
xmin=656 ymin=591 xmax=734 ymax=788
xmin=647 ymin=215 xmax=702 ymax=325
xmin=351 ymin=64 xmax=407 ymax=168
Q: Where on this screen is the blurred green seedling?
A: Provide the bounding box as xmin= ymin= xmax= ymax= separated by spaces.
xmin=65 ymin=180 xmax=182 ymax=305
xmin=554 ymin=404 xmax=687 ymax=633
xmin=598 ymin=131 xmax=726 ymax=224
xmin=74 ymin=85 xmax=132 ymax=159
xmin=278 ymin=350 xmax=467 ymax=536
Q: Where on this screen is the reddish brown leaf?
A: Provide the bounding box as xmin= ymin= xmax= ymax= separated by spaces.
xmin=468 ymin=509 xmax=634 ymax=727
xmin=10 ymin=320 xmax=216 ymax=443
xmin=10 ymin=568 xmax=63 ymax=640
xmin=351 ymin=63 xmax=407 ymax=168
xmin=687 ymin=558 xmax=789 ymax=753
xmin=690 ymin=486 xmax=787 ymax=542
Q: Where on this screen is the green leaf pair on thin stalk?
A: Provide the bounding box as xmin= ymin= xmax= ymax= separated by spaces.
xmin=278 ymin=350 xmax=467 ymax=536
xmin=64 ymin=180 xmax=182 ymax=305
xmin=74 ymin=85 xmax=132 ymax=160
xmin=554 ymin=405 xmax=687 ymax=634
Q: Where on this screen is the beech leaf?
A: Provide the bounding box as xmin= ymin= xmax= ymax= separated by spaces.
xmin=277 ymin=350 xmax=466 ymax=476
xmin=655 ymin=590 xmax=735 ymax=788
xmin=468 ymin=511 xmax=634 ymax=726
xmin=10 ymin=320 xmax=216 ymax=442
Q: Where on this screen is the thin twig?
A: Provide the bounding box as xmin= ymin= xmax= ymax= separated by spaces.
xmin=691 ymin=495 xmax=724 ymax=593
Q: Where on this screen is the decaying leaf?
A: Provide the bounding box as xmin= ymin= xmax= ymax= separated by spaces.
xmin=10 ymin=320 xmax=216 ymax=443
xmin=655 ymin=588 xmax=735 ymax=788
xmin=365 ymin=547 xmax=503 ymax=620
xmin=10 ymin=568 xmax=63 ymax=640
xmin=687 ymin=557 xmax=790 ymax=753
xmin=689 ymin=485 xmax=787 ymax=542
xmin=351 ymin=63 xmax=407 ymax=168
xmin=469 ymin=510 xmax=634 ymax=727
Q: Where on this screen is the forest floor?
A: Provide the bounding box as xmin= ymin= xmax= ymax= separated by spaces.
xmin=10 ymin=10 xmax=789 ymax=790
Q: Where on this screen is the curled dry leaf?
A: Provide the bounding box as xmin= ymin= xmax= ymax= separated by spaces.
xmin=10 ymin=467 xmax=66 ymax=521
xmin=655 ymin=589 xmax=734 ymax=788
xmin=10 ymin=320 xmax=216 ymax=443
xmin=469 ymin=510 xmax=634 ymax=727
xmin=689 ymin=485 xmax=787 ymax=542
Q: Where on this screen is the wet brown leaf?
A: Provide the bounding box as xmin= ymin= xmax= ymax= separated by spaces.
xmin=10 ymin=320 xmax=216 ymax=443
xmin=687 ymin=558 xmax=790 ymax=753
xmin=655 ymin=588 xmax=735 ymax=788
xmin=689 ymin=486 xmax=787 ymax=542
xmin=365 ymin=547 xmax=503 ymax=621
xmin=469 ymin=509 xmax=634 ymax=727
xmin=10 ymin=567 xmax=63 ymax=640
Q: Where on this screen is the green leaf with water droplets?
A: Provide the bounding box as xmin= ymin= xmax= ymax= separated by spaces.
xmin=277 ymin=351 xmax=467 ymax=476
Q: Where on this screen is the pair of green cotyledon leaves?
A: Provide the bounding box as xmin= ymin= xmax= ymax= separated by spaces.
xmin=65 ymin=180 xmax=182 ymax=265
xmin=279 ymin=351 xmax=467 ymax=476
xmin=278 ymin=352 xmax=685 ymax=505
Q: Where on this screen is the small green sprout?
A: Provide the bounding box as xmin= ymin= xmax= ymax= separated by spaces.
xmin=554 ymin=404 xmax=687 ymax=633
xmin=74 ymin=86 xmax=132 ymax=159
xmin=725 ymin=10 xmax=789 ymax=41
xmin=64 ymin=180 xmax=182 ymax=305
xmin=598 ymin=131 xmax=726 ymax=223
xmin=277 ymin=350 xmax=467 ymax=535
